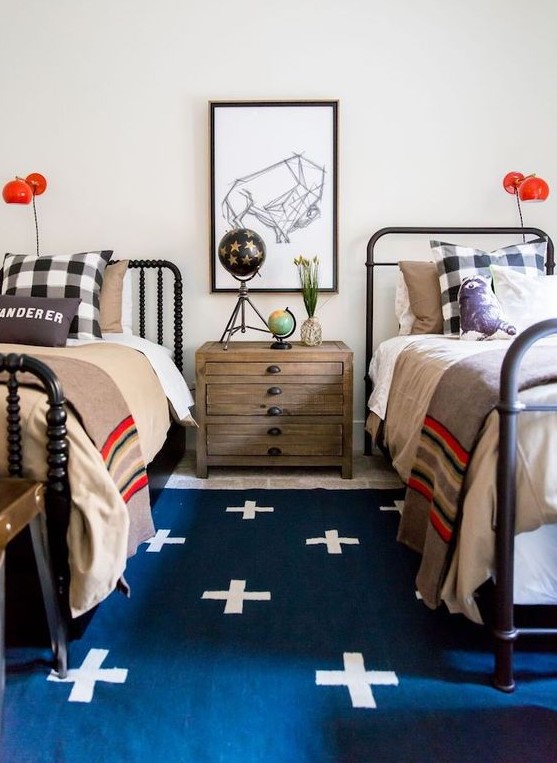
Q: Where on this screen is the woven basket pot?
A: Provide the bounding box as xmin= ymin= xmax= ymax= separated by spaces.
xmin=300 ymin=316 xmax=322 ymax=346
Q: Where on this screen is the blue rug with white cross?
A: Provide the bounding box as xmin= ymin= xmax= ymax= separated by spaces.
xmin=4 ymin=488 xmax=557 ymax=763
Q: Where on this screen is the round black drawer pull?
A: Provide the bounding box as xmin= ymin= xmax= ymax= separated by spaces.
xmin=267 ymin=386 xmax=282 ymax=396
xmin=267 ymin=447 xmax=282 ymax=456
xmin=267 ymin=406 xmax=283 ymax=416
xmin=266 ymin=365 xmax=281 ymax=374
xmin=267 ymin=427 xmax=282 ymax=436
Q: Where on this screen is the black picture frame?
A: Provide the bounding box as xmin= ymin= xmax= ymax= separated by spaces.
xmin=210 ymin=100 xmax=339 ymax=293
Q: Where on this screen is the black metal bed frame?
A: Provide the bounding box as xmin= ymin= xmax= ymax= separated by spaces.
xmin=1 ymin=352 xmax=70 ymax=677
xmin=125 ymin=259 xmax=184 ymax=372
xmin=3 ymin=259 xmax=185 ymax=666
xmin=364 ymin=226 xmax=556 ymax=690
xmin=495 ymin=318 xmax=557 ymax=691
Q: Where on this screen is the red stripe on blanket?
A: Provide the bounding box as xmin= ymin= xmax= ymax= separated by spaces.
xmin=122 ymin=472 xmax=149 ymax=503
xmin=407 ymin=474 xmax=433 ymax=501
xmin=429 ymin=506 xmax=453 ymax=543
xmin=408 ymin=415 xmax=471 ymax=545
xmin=423 ymin=415 xmax=469 ymax=470
xmin=101 ymin=415 xmax=136 ymax=461
xmin=100 ymin=415 xmax=148 ymax=505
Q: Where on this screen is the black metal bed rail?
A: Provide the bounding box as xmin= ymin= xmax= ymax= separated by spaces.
xmin=494 ymin=318 xmax=557 ymax=692
xmin=364 ymin=226 xmax=554 ymax=455
xmin=126 ymin=259 xmax=184 ymax=373
xmin=1 ymin=352 xmax=70 ymax=675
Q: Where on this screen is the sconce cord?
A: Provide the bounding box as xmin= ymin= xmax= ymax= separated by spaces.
xmin=32 ymin=192 xmax=40 ymax=256
xmin=515 ymin=192 xmax=525 ymax=242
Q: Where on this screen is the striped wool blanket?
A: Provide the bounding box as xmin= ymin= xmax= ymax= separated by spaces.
xmin=397 ymin=345 xmax=557 ymax=610
xmin=32 ymin=354 xmax=153 ymax=556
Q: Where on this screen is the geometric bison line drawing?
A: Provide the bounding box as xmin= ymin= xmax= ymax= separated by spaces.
xmin=222 ymin=153 xmax=326 ymax=244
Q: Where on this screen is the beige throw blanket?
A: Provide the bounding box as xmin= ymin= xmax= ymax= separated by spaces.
xmin=0 ymin=341 xmax=171 ymax=615
xmin=398 ymin=346 xmax=557 ymax=609
xmin=30 ymin=355 xmax=154 ymax=556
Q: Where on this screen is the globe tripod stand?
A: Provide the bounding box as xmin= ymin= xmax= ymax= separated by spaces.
xmin=219 ymin=279 xmax=270 ymax=350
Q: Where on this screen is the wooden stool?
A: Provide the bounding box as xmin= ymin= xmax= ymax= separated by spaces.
xmin=0 ymin=479 xmax=68 ymax=728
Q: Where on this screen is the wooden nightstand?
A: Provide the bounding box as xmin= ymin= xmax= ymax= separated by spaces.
xmin=195 ymin=340 xmax=353 ymax=478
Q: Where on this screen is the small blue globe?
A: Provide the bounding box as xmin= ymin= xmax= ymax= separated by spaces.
xmin=268 ymin=309 xmax=295 ymax=338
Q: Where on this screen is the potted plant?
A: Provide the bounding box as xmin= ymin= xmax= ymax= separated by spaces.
xmin=294 ymin=255 xmax=322 ymax=345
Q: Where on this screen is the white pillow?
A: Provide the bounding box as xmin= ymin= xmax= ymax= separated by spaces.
xmin=491 ymin=265 xmax=557 ymax=333
xmin=394 ymin=271 xmax=415 ymax=335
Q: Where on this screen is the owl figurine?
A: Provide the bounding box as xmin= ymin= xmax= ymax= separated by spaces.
xmin=458 ymin=274 xmax=517 ymax=340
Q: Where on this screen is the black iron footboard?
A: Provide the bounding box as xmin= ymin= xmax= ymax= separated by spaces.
xmin=494 ymin=318 xmax=557 ymax=691
xmin=1 ymin=352 xmax=70 ymax=674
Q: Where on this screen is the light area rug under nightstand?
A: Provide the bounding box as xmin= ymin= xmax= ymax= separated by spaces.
xmin=167 ymin=451 xmax=402 ymax=490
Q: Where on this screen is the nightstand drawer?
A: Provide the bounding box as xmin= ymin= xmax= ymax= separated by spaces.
xmin=205 ymin=361 xmax=343 ymax=377
xmin=206 ymin=383 xmax=344 ymax=416
xmin=207 ymin=423 xmax=342 ymax=456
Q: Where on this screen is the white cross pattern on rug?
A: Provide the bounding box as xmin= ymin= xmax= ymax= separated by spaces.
xmin=202 ymin=579 xmax=271 ymax=614
xmin=380 ymin=500 xmax=404 ymax=514
xmin=306 ymin=529 xmax=360 ymax=554
xmin=315 ymin=652 xmax=398 ymax=709
xmin=226 ymin=499 xmax=274 ymax=519
xmin=143 ymin=529 xmax=186 ymax=552
xmin=47 ymin=648 xmax=128 ymax=703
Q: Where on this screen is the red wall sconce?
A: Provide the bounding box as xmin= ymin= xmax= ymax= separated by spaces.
xmin=2 ymin=172 xmax=48 ymax=256
xmin=503 ymin=171 xmax=550 ymax=239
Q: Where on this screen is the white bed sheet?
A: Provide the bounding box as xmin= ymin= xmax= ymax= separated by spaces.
xmin=68 ymin=334 xmax=195 ymax=423
xmin=368 ymin=334 xmax=523 ymax=420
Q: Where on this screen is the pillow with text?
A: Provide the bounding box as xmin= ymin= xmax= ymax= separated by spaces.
xmin=0 ymin=295 xmax=81 ymax=346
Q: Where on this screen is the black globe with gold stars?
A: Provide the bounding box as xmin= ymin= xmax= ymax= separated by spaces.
xmin=218 ymin=228 xmax=266 ymax=280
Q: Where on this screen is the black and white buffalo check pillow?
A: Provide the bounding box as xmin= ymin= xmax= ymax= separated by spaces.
xmin=1 ymin=250 xmax=113 ymax=339
xmin=431 ymin=238 xmax=546 ymax=334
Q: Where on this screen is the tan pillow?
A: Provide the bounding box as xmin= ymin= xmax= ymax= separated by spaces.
xmin=398 ymin=260 xmax=443 ymax=334
xmin=99 ymin=259 xmax=129 ymax=334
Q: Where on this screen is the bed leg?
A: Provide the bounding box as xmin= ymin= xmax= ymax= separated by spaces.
xmin=29 ymin=513 xmax=68 ymax=678
xmin=494 ymin=385 xmax=520 ymax=693
xmin=493 ymin=625 xmax=518 ymax=692
xmin=364 ymin=435 xmax=372 ymax=456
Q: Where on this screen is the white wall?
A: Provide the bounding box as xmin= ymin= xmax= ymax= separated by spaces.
xmin=2 ymin=0 xmax=557 ymax=451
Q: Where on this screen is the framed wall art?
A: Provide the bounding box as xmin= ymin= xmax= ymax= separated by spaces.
xmin=210 ymin=100 xmax=339 ymax=293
